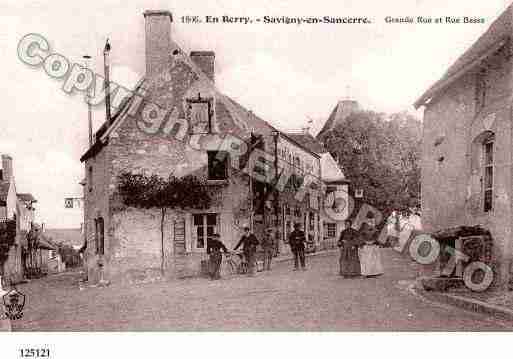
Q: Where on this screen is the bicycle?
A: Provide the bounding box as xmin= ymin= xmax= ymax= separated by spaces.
xmin=224 ymin=252 xmax=248 ymax=275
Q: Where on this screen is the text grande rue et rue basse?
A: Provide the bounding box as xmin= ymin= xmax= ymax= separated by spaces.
xmin=385 ymin=16 xmax=485 ymax=24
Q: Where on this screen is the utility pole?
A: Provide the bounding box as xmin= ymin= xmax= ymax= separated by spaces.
xmin=103 ymin=39 xmax=112 ymax=125
xmin=83 ymin=55 xmax=93 ymax=146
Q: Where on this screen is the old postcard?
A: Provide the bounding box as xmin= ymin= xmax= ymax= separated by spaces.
xmin=1 ymin=0 xmax=513 ymax=357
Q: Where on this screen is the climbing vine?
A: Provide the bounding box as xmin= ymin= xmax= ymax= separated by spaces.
xmin=117 ymin=172 xmax=212 ymax=210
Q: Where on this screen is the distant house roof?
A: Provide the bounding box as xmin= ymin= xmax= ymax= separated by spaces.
xmin=414 ymin=5 xmax=512 ymax=108
xmin=317 ymin=100 xmax=361 ymax=137
xmin=17 ymin=193 xmax=37 ymax=203
xmin=320 ymin=153 xmax=348 ymax=184
xmin=38 ymin=234 xmax=57 ymax=250
xmin=285 ymin=132 xmax=326 ymax=154
xmin=44 ymin=228 xmax=83 ymax=247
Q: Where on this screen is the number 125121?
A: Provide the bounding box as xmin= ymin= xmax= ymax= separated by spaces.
xmin=20 ymin=349 xmax=50 ymax=358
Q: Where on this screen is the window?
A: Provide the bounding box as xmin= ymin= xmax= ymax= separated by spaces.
xmin=95 ymin=217 xmax=104 ymax=255
xmin=193 ymin=213 xmax=218 ymax=250
xmin=324 ymin=222 xmax=337 ymax=238
xmin=476 ymin=67 xmax=487 ymax=113
xmin=208 ymin=151 xmax=228 ymax=180
xmin=88 ymin=166 xmax=93 ymax=192
xmin=187 ymin=97 xmax=214 ymax=134
xmin=483 ymin=138 xmax=494 ymax=212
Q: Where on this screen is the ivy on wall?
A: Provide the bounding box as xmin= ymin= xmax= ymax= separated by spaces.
xmin=117 ymin=172 xmax=212 ymax=210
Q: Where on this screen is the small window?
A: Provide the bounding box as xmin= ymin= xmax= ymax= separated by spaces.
xmin=88 ymin=166 xmax=93 ymax=192
xmin=483 ymin=139 xmax=494 ymax=212
xmin=187 ymin=97 xmax=214 ymax=134
xmin=324 ymin=223 xmax=337 ymax=238
xmin=95 ymin=217 xmax=105 ymax=255
xmin=208 ymin=151 xmax=228 ymax=180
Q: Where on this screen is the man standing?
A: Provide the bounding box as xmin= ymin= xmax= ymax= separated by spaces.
xmin=288 ymin=222 xmax=306 ymax=271
xmin=234 ymin=226 xmax=259 ymax=277
xmin=261 ymin=228 xmax=275 ymax=271
xmin=207 ymin=234 xmax=229 ymax=280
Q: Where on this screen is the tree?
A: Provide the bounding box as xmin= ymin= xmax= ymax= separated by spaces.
xmin=0 ymin=219 xmax=17 ymax=276
xmin=320 ymin=110 xmax=421 ymax=231
xmin=117 ymin=172 xmax=212 ymax=274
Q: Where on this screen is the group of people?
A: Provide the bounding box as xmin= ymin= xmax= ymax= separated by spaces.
xmin=206 ymin=218 xmax=384 ymax=281
xmin=206 ymin=222 xmax=308 ymax=280
xmin=338 ymin=218 xmax=384 ymax=278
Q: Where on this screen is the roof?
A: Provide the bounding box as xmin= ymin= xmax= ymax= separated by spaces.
xmin=37 ymin=234 xmax=57 ymax=250
xmin=44 ymin=228 xmax=83 ymax=247
xmin=414 ymin=5 xmax=512 ymax=108
xmin=80 ymin=41 xmax=319 ymax=163
xmin=0 ymin=181 xmax=9 ymax=202
xmin=285 ymin=132 xmax=326 ymax=154
xmin=317 ymin=100 xmax=361 ymax=137
xmin=320 ymin=153 xmax=348 ymax=183
xmin=17 ymin=193 xmax=37 ymax=203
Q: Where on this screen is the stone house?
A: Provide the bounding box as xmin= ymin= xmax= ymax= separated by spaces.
xmin=80 ymin=10 xmax=347 ymax=283
xmin=415 ymin=5 xmax=513 ymax=288
xmin=0 ymin=155 xmax=37 ymax=283
xmin=286 ymin=131 xmax=350 ymax=249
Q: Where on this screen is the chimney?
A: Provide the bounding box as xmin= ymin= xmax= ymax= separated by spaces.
xmin=190 ymin=51 xmax=215 ymax=82
xmin=1 ymin=155 xmax=13 ymax=182
xmin=144 ymin=10 xmax=173 ymax=77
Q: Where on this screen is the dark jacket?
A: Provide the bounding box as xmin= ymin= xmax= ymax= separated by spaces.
xmin=207 ymin=238 xmax=228 ymax=254
xmin=261 ymin=233 xmax=275 ymax=250
xmin=234 ymin=233 xmax=259 ymax=254
xmin=338 ymin=227 xmax=361 ymax=248
xmin=288 ymin=229 xmax=306 ymax=249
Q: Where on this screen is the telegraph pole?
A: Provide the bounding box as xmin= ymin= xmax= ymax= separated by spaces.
xmin=83 ymin=55 xmax=93 ymax=146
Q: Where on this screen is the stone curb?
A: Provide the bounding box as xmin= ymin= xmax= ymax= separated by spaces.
xmin=414 ymin=284 xmax=513 ymax=322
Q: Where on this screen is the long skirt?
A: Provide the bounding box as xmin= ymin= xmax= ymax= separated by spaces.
xmin=340 ymin=246 xmax=361 ymax=277
xmin=358 ymin=244 xmax=384 ymax=276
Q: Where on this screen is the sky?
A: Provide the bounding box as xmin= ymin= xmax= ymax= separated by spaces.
xmin=1 ymin=0 xmax=511 ymax=228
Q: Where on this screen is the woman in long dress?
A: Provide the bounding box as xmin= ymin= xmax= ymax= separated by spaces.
xmin=338 ymin=219 xmax=364 ymax=278
xmin=358 ymin=222 xmax=384 ymax=277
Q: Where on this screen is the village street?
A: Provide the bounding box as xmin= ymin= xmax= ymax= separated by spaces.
xmin=11 ymin=249 xmax=512 ymax=331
